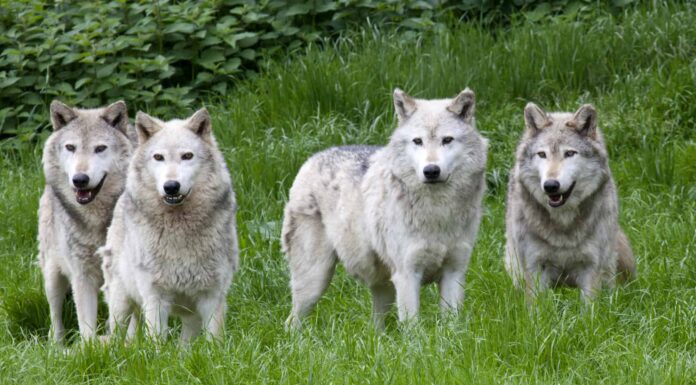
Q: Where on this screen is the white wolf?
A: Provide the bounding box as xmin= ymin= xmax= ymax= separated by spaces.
xmin=505 ymin=103 xmax=636 ymax=302
xmin=38 ymin=100 xmax=133 ymax=342
xmin=99 ymin=108 xmax=238 ymax=342
xmin=282 ymin=88 xmax=488 ymax=328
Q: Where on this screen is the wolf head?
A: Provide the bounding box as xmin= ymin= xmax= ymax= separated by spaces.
xmin=133 ymin=108 xmax=218 ymax=206
xmin=388 ymin=88 xmax=484 ymax=186
xmin=44 ymin=100 xmax=132 ymax=205
xmin=517 ymin=103 xmax=609 ymax=209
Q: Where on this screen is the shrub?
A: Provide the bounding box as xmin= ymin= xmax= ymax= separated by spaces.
xmin=0 ymin=0 xmax=638 ymax=147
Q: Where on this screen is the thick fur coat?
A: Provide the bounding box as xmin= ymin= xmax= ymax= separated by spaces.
xmin=39 ymin=100 xmax=133 ymax=341
xmin=505 ymin=103 xmax=636 ymax=302
xmin=100 ymin=108 xmax=238 ymax=342
xmin=282 ymin=89 xmax=487 ymax=328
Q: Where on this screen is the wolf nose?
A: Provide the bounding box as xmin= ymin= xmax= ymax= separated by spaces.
xmin=72 ymin=173 xmax=90 ymax=188
xmin=163 ymin=180 xmax=181 ymax=195
xmin=423 ymin=164 xmax=441 ymax=180
xmin=543 ymin=180 xmax=560 ymax=193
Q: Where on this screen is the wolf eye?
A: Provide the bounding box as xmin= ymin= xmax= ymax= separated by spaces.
xmin=153 ymin=154 xmax=164 ymax=161
xmin=95 ymin=145 xmax=107 ymax=153
xmin=442 ymin=136 xmax=454 ymax=145
xmin=181 ymin=152 xmax=194 ymax=160
xmin=564 ymin=150 xmax=577 ymax=158
xmin=65 ymin=144 xmax=75 ymax=152
xmin=537 ymin=151 xmax=546 ymax=159
xmin=412 ymin=138 xmax=423 ymax=146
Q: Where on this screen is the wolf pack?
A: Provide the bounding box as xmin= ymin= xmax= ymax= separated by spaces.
xmin=38 ymin=88 xmax=636 ymax=344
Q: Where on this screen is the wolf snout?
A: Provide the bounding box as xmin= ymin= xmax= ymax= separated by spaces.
xmin=543 ymin=180 xmax=560 ymax=193
xmin=163 ymin=180 xmax=181 ymax=195
xmin=423 ymin=164 xmax=441 ymax=181
xmin=72 ymin=173 xmax=90 ymax=188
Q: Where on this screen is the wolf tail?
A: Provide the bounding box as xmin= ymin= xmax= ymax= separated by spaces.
xmin=616 ymin=230 xmax=636 ymax=283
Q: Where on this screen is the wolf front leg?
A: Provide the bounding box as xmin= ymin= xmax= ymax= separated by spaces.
xmin=143 ymin=295 xmax=171 ymax=340
xmin=72 ymin=276 xmax=100 ymax=340
xmin=391 ymin=269 xmax=423 ymax=322
xmin=197 ymin=295 xmax=227 ymax=341
xmin=439 ymin=246 xmax=472 ymax=315
xmin=438 ymin=269 xmax=466 ymax=315
xmin=106 ymin=283 xmax=134 ymax=340
xmin=576 ymin=264 xmax=602 ymax=304
xmin=43 ymin=265 xmax=70 ymax=343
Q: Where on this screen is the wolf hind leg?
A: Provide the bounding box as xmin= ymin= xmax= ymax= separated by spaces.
xmin=615 ymin=230 xmax=636 ymax=283
xmin=284 ymin=212 xmax=337 ymax=329
xmin=43 ymin=266 xmax=69 ymax=343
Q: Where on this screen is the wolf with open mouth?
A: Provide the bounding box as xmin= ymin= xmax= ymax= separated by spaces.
xmin=504 ymin=103 xmax=636 ymax=302
xmin=38 ymin=100 xmax=134 ymax=342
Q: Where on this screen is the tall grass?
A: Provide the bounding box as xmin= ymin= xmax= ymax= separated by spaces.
xmin=0 ymin=3 xmax=694 ymax=384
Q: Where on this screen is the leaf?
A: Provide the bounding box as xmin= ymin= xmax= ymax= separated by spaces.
xmin=197 ymin=48 xmax=226 ymax=69
xmin=223 ymin=57 xmax=242 ymax=72
xmin=279 ymin=4 xmax=313 ymax=18
xmin=0 ymin=76 xmax=21 ymax=89
xmin=96 ymin=62 xmax=119 ymax=78
xmin=163 ymin=22 xmax=196 ymax=34
xmin=74 ymin=77 xmax=91 ymax=90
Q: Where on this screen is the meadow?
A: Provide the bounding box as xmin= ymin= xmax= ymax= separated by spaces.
xmin=0 ymin=3 xmax=694 ymax=384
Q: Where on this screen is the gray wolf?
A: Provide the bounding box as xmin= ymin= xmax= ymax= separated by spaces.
xmin=38 ymin=100 xmax=133 ymax=342
xmin=505 ymin=103 xmax=636 ymax=302
xmin=282 ymin=88 xmax=488 ymax=329
xmin=100 ymin=108 xmax=238 ymax=342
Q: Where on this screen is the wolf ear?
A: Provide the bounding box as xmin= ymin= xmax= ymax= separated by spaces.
xmin=50 ymin=100 xmax=77 ymax=131
xmin=571 ymin=104 xmax=597 ymax=138
xmin=101 ymin=100 xmax=128 ymax=135
xmin=524 ymin=102 xmax=549 ymax=133
xmin=135 ymin=111 xmax=162 ymax=144
xmin=447 ymin=88 xmax=475 ymax=123
xmin=393 ymin=88 xmax=417 ymax=123
xmin=187 ymin=108 xmax=212 ymax=138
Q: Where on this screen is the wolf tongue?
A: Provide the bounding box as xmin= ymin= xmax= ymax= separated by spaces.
xmin=77 ymin=190 xmax=92 ymax=199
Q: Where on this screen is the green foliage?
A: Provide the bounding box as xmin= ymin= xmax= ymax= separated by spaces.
xmin=0 ymin=0 xmax=640 ymax=147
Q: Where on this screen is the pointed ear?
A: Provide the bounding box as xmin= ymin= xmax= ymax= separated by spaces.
xmin=101 ymin=100 xmax=128 ymax=135
xmin=135 ymin=111 xmax=162 ymax=144
xmin=447 ymin=88 xmax=475 ymax=123
xmin=393 ymin=88 xmax=417 ymax=123
xmin=524 ymin=102 xmax=549 ymax=133
xmin=187 ymin=108 xmax=212 ymax=138
xmin=571 ymin=104 xmax=597 ymax=138
xmin=50 ymin=100 xmax=77 ymax=131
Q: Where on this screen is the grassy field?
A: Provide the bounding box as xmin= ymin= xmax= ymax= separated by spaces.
xmin=1 ymin=3 xmax=695 ymax=384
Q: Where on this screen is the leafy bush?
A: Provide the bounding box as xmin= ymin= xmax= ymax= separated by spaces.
xmin=0 ymin=0 xmax=638 ymax=147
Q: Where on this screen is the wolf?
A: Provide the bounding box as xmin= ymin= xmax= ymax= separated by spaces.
xmin=282 ymin=88 xmax=488 ymax=329
xmin=99 ymin=108 xmax=238 ymax=342
xmin=38 ymin=100 xmax=133 ymax=342
xmin=505 ymin=103 xmax=636 ymax=302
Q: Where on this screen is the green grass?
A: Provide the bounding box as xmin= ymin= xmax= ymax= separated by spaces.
xmin=1 ymin=3 xmax=695 ymax=384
